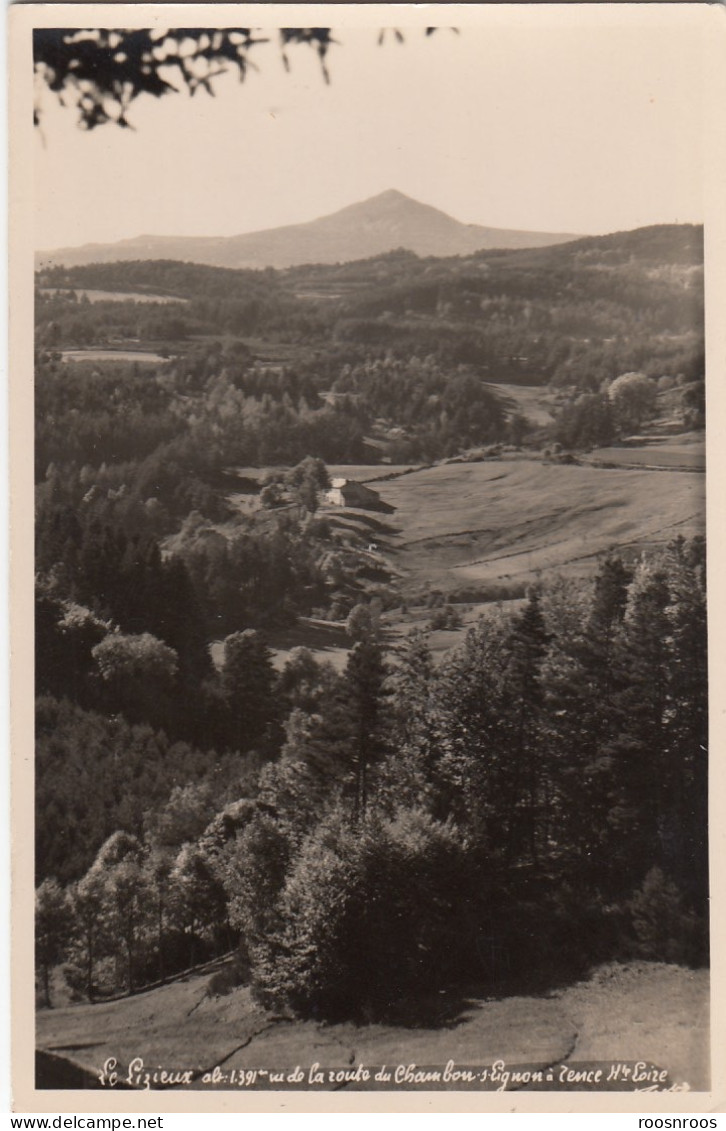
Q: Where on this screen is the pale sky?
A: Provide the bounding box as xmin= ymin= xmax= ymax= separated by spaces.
xmin=32 ymin=7 xmax=709 ymax=251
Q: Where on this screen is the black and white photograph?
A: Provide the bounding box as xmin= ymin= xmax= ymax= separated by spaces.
xmin=10 ymin=1 xmax=725 ymax=1110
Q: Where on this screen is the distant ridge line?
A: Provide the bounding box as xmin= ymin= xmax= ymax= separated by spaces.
xmin=37 ymin=189 xmax=581 ymax=270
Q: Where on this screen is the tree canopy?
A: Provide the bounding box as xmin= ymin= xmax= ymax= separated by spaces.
xmin=33 ymin=27 xmax=442 ymax=129
xmin=33 ymin=28 xmax=335 ymax=128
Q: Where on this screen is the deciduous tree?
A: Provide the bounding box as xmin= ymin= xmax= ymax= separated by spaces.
xmin=35 ymin=878 xmax=74 ymax=1007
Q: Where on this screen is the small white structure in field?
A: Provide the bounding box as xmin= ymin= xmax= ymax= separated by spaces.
xmin=325 ymin=477 xmax=381 ymax=510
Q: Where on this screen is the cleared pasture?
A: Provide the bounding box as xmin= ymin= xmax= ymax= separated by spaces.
xmin=383 ymin=600 xmax=525 ymax=663
xmin=210 ymin=617 xmax=350 ymax=674
xmin=60 ymin=349 xmax=170 ymax=364
xmin=40 ymin=287 xmax=186 ymax=304
xmin=374 ymin=455 xmax=704 ymax=594
xmin=485 ymin=382 xmax=559 ymax=426
xmin=582 ymin=434 xmax=705 ymax=470
xmin=218 ymin=450 xmax=704 ymax=663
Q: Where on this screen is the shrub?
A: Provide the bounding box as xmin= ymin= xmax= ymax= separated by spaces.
xmin=461 ymin=873 xmax=627 ymax=995
xmin=607 ymin=372 xmax=657 ymax=432
xmin=250 ymin=807 xmax=472 ymax=1021
xmin=205 ymin=954 xmax=249 ymax=999
xmin=429 ymin=605 xmax=463 ymax=631
xmin=627 ymin=867 xmax=706 ymax=966
xmin=92 ymin=632 xmax=178 ymax=685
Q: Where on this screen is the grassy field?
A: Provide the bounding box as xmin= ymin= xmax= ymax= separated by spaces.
xmin=210 ymin=617 xmax=351 ymax=674
xmin=217 ymin=445 xmax=704 ymax=669
xmin=36 ymin=960 xmax=709 ymax=1092
xmin=40 ymin=288 xmax=187 ymax=304
xmin=485 ymin=382 xmax=559 ymax=426
xmin=372 ymin=453 xmax=704 ymax=597
xmin=59 ymin=349 xmax=170 ymax=364
xmin=582 ymin=433 xmax=705 ymax=470
xmin=382 ymin=600 xmax=525 ymax=663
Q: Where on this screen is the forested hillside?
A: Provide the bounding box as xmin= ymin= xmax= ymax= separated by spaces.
xmin=35 ymin=224 xmax=708 ymax=1021
xmin=39 ymin=222 xmax=703 ymax=390
xmin=37 ymin=546 xmax=708 ymax=1013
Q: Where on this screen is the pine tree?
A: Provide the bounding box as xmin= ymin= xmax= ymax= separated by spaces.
xmin=663 ymin=539 xmax=708 ymax=906
xmin=606 ymin=562 xmax=673 ymax=888
xmin=285 ymin=636 xmax=389 ymax=822
xmin=221 ymin=629 xmax=279 ymax=754
xmin=345 ymin=636 xmax=388 ymax=821
xmin=433 ymin=611 xmax=514 ymax=843
xmin=384 ymin=631 xmax=443 ymax=812
xmin=548 ymin=556 xmax=633 ymax=867
xmin=499 ymin=589 xmax=550 ymax=862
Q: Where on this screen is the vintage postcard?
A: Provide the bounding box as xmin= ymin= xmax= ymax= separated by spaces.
xmin=9 ymin=2 xmax=726 ymax=1114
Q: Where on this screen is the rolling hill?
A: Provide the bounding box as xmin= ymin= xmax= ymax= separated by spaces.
xmin=37 ymin=189 xmax=578 ymax=269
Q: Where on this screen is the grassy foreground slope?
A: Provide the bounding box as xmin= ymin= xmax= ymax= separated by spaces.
xmin=373 ymin=455 xmax=704 ymax=597
xmin=37 ymin=961 xmax=708 ymax=1091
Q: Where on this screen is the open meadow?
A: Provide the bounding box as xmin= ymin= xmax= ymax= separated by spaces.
xmin=217 ymin=444 xmax=705 ymax=668
xmin=36 ymin=958 xmax=709 ymax=1092
xmin=371 ymin=453 xmax=704 ymax=598
xmin=583 ymin=432 xmax=705 ymax=471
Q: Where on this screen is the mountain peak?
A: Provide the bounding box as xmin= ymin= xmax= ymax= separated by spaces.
xmin=39 ymin=192 xmax=580 ymax=270
xmin=348 ymin=189 xmax=435 ymax=214
xmin=370 ymin=189 xmax=413 ymax=203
